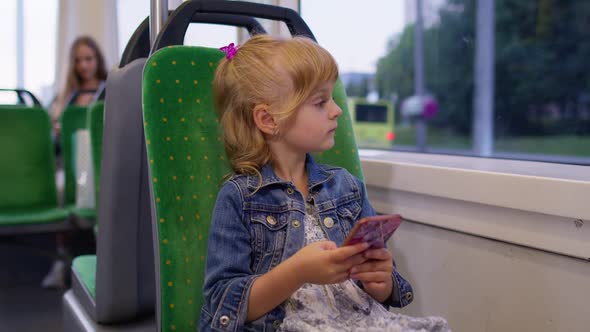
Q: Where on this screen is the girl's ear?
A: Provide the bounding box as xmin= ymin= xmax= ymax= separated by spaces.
xmin=253 ymin=104 xmax=278 ymax=135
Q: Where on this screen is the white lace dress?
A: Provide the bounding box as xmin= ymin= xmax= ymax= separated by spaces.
xmin=278 ymin=203 xmax=450 ymax=332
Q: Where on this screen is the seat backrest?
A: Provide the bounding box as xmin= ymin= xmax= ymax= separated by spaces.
xmin=0 ymin=107 xmax=59 ymax=211
xmin=143 ymin=47 xmax=229 ymax=332
xmin=143 ymin=46 xmax=363 ymax=331
xmin=60 ymin=105 xmax=90 ymax=205
xmin=95 ymin=58 xmax=156 ymax=323
xmin=87 ymin=101 xmax=105 ymax=206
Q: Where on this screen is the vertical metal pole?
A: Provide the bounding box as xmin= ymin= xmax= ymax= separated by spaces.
xmin=414 ymin=0 xmax=427 ymax=151
xmin=16 ymin=0 xmax=25 ymax=88
xmin=150 ymin=0 xmax=168 ymax=47
xmin=473 ymin=0 xmax=495 ymax=156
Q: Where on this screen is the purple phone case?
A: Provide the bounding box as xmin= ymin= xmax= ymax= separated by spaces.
xmin=345 ymin=217 xmax=402 ymax=248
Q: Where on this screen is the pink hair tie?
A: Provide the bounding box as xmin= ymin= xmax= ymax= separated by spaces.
xmin=219 ymin=43 xmax=239 ymax=60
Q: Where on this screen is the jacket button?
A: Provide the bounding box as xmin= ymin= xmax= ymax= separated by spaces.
xmin=286 ymin=187 xmax=294 ymax=195
xmin=266 ymin=216 xmax=277 ymax=225
xmin=219 ymin=315 xmax=230 ymax=326
xmin=292 ymin=219 xmax=301 ymax=228
xmin=405 ymin=292 xmax=413 ymax=301
xmin=323 ymin=217 xmax=334 ymax=228
xmin=272 ymin=320 xmax=282 ymax=329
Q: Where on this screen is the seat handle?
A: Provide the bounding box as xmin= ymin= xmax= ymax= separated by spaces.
xmin=0 ymin=88 xmax=42 ymax=107
xmin=152 ymin=0 xmax=314 ymax=52
xmin=154 ymin=1 xmax=266 ymax=53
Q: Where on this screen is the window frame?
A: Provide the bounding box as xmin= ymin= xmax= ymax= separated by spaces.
xmin=360 ymin=149 xmax=590 ymax=261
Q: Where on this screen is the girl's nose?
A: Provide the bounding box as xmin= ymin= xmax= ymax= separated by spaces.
xmin=329 ymin=100 xmax=342 ymax=119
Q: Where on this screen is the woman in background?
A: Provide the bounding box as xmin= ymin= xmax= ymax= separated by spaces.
xmin=43 ymin=35 xmax=107 ymax=288
xmin=50 ymin=35 xmax=108 ymax=135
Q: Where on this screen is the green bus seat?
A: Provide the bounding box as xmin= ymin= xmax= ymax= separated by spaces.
xmin=143 ymin=45 xmax=362 ymax=331
xmin=88 ymin=101 xmax=105 ymax=208
xmin=143 ymin=46 xmax=229 ymax=332
xmin=60 ymin=105 xmax=96 ymax=220
xmin=72 ymin=255 xmax=97 ymax=299
xmin=87 ymin=101 xmax=104 ymax=236
xmin=69 ymin=103 xmax=104 ymax=313
xmin=0 ymin=107 xmax=71 ymax=234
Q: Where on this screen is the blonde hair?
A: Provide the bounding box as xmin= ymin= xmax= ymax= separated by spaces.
xmin=213 ymin=35 xmax=339 ymax=177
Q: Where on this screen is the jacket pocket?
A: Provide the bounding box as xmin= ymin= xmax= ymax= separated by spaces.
xmin=336 ymin=200 xmax=362 ymax=234
xmin=250 ymin=212 xmax=288 ymax=273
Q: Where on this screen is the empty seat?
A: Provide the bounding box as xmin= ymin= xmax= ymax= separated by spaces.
xmin=0 ymin=107 xmax=71 ymax=234
xmin=60 ymin=105 xmax=95 ymax=220
xmin=87 ymin=101 xmax=105 ymax=209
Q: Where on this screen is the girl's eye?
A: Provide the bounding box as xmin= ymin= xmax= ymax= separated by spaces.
xmin=316 ymin=100 xmax=327 ymax=107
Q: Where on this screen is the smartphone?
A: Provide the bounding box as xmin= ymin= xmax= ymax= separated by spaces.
xmin=343 ymin=214 xmax=403 ymax=249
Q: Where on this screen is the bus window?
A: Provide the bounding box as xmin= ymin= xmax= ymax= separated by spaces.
xmin=0 ymin=91 xmax=19 ymax=105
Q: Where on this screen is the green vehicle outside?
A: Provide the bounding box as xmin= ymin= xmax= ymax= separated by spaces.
xmin=348 ymin=98 xmax=395 ymax=149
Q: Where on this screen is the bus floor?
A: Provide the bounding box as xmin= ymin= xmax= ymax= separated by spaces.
xmin=0 ymin=230 xmax=95 ymax=332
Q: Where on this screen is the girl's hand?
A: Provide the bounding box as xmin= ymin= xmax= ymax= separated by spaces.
xmin=350 ymin=248 xmax=394 ymax=303
xmin=292 ymin=241 xmax=369 ymax=285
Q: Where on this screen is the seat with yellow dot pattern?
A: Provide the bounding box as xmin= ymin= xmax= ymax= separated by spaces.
xmin=142 ymin=44 xmax=363 ymax=331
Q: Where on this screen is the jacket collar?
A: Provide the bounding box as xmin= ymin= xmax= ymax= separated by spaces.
xmin=246 ymin=154 xmax=334 ymax=191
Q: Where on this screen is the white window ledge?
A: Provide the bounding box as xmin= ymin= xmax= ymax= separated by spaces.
xmin=360 ymin=149 xmax=590 ymax=260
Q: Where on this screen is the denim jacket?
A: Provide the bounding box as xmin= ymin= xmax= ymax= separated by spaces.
xmin=199 ymin=155 xmax=413 ymax=332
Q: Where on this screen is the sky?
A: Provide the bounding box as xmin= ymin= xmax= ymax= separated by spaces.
xmin=301 ymin=0 xmax=405 ymax=73
xmin=1 ymin=0 xmax=407 ymax=104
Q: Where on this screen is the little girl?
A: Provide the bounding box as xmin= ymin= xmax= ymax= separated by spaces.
xmin=200 ymin=35 xmax=449 ymax=332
